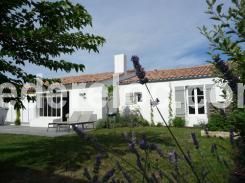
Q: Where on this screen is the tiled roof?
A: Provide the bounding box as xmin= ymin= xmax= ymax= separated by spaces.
xmin=121 ymin=64 xmax=215 ymax=84
xmin=61 ymin=72 xmax=114 ymax=84
xmin=60 ymin=64 xmax=215 ymax=84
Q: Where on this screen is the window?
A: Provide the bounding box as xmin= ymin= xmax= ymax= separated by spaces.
xmin=39 ymin=94 xmax=61 ymax=117
xmin=125 ymin=92 xmax=142 ymax=105
xmin=135 ymin=92 xmax=142 ymax=102
xmin=187 ymin=86 xmax=205 ymax=115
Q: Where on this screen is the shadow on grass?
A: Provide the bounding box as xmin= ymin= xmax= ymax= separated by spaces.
xmin=0 ymin=127 xmax=196 ymax=182
xmin=0 ymin=163 xmax=82 ymax=183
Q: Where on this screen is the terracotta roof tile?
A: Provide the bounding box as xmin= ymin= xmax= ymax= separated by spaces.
xmin=60 ymin=64 xmax=215 ymax=85
xmin=121 ymin=64 xmax=215 ymax=84
xmin=61 ymin=72 xmax=114 ymax=84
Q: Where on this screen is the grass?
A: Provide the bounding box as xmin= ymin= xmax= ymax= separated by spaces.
xmin=0 ymin=127 xmax=233 ymax=182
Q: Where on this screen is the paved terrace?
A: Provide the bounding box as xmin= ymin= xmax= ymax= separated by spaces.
xmin=0 ymin=125 xmax=76 ymax=137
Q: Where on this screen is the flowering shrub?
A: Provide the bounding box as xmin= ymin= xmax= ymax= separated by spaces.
xmin=96 ymin=113 xmax=149 ymax=129
xmin=73 ymin=125 xmax=232 ymax=182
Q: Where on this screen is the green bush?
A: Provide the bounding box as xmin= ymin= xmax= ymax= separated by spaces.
xmin=172 ymin=117 xmax=185 ymax=127
xmin=207 ymin=113 xmax=233 ymax=131
xmin=228 ymin=109 xmax=245 ymax=136
xmin=96 ymin=113 xmax=149 ymax=129
xmin=156 ymin=122 xmax=164 ymax=127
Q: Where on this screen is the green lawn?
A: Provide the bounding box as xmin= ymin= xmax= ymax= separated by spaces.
xmin=0 ymin=127 xmax=233 ymax=182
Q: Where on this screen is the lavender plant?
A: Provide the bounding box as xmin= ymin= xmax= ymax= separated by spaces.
xmin=131 ymin=55 xmax=201 ymax=182
xmin=73 ymin=125 xmax=231 ymax=182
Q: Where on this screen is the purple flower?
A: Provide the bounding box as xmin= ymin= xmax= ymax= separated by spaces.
xmin=131 ymin=55 xmax=148 ymax=84
xmin=191 ymin=132 xmax=199 ymax=149
xmin=139 ymin=139 xmax=148 ymax=150
xmin=93 ymin=154 xmax=102 ymax=174
xmin=168 ymin=151 xmax=178 ymax=164
xmin=128 ymin=143 xmax=135 ymax=152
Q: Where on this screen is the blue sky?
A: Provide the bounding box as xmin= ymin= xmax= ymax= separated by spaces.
xmin=30 ymin=0 xmax=215 ymax=77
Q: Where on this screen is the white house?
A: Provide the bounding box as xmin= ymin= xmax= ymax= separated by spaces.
xmin=0 ymin=54 xmax=224 ymax=127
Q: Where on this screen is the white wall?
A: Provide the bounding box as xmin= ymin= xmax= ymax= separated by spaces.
xmin=119 ymin=77 xmax=221 ymax=127
xmin=1 ymin=96 xmax=37 ymax=125
xmin=69 ymin=85 xmax=105 ymax=120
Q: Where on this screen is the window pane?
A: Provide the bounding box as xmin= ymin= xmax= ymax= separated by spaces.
xmin=198 ymin=106 xmax=205 ymax=114
xmin=189 ymin=106 xmax=195 ymax=114
xmin=188 ymin=88 xmax=195 ymax=96
xmin=135 ymin=93 xmax=142 ymax=102
xmin=197 ymin=87 xmax=204 ymax=95
xmin=44 ymin=97 xmax=47 ymax=116
xmin=48 ymin=97 xmax=52 ymax=117
xmin=52 ymin=97 xmax=57 ymax=117
xmin=188 ymin=96 xmax=195 ymax=105
xmin=197 ymin=96 xmax=204 ymax=104
xmin=39 ymin=97 xmax=43 ymax=116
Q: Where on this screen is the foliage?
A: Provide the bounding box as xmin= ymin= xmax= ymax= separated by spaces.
xmin=168 ymin=84 xmax=173 ymax=125
xmin=207 ymin=113 xmax=233 ymax=131
xmin=0 ymin=0 xmax=105 ymax=109
xmin=0 ymin=127 xmax=233 ymax=182
xmin=200 ymin=0 xmax=245 ymax=172
xmin=172 ymin=117 xmax=186 ymax=127
xmin=228 ymin=109 xmax=245 ymax=137
xmin=96 ymin=113 xmax=149 ymax=129
xmin=74 ymin=127 xmax=232 ymax=183
xmin=199 ymin=0 xmax=245 ymax=135
xmin=14 ymin=108 xmax=21 ymax=125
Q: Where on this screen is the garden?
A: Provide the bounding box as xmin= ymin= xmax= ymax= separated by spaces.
xmin=0 ymin=126 xmax=233 ymax=183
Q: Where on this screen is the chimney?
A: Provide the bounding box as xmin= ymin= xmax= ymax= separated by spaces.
xmin=114 ymin=54 xmax=127 ymax=74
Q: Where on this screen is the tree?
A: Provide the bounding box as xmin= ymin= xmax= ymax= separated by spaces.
xmin=0 ymin=0 xmax=105 ymax=112
xmin=200 ymin=0 xmax=245 ymax=171
xmin=200 ymin=0 xmax=244 ymax=128
xmin=200 ymin=0 xmax=244 ymax=89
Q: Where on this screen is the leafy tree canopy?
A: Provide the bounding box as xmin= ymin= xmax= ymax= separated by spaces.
xmin=0 ymin=0 xmax=105 ymax=86
xmin=200 ymin=0 xmax=245 ymax=145
xmin=200 ymin=0 xmax=244 ymax=88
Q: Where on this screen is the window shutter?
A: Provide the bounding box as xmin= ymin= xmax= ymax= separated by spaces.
xmin=175 ymin=86 xmax=185 ymax=118
xmin=205 ymin=84 xmax=214 ymax=115
xmin=126 ymin=93 xmax=134 ymax=105
xmin=205 ymin=84 xmax=214 ymax=103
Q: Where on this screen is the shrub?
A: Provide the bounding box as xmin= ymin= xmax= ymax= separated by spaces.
xmin=156 ymin=122 xmax=164 ymax=127
xmin=228 ymin=109 xmax=245 ymax=136
xmin=207 ymin=113 xmax=233 ymax=131
xmin=172 ymin=117 xmax=185 ymax=127
xmin=96 ymin=113 xmax=149 ymax=129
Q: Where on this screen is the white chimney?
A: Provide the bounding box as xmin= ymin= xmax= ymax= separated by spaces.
xmin=114 ymin=54 xmax=127 ymax=74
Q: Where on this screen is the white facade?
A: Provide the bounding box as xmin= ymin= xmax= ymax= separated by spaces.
xmin=119 ymin=78 xmax=221 ymax=127
xmin=0 ymin=54 xmax=224 ymax=127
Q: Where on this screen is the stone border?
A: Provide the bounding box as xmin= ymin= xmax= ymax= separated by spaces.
xmin=201 ymin=130 xmax=231 ymax=138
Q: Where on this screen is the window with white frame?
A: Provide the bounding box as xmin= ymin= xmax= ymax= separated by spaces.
xmin=187 ymin=86 xmax=205 ymax=115
xmin=125 ymin=92 xmax=142 ymax=105
xmin=39 ymin=94 xmax=61 ymax=117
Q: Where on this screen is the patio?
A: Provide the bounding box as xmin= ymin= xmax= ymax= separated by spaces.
xmin=0 ymin=125 xmax=75 ymax=137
